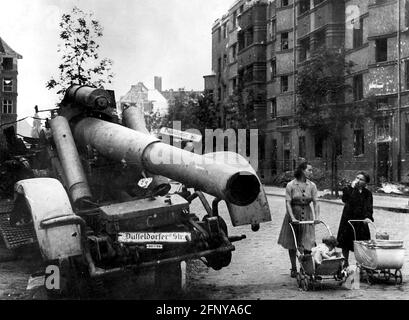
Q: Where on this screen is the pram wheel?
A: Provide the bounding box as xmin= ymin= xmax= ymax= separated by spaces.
xmin=395 ymin=270 xmax=402 ymax=285
xmin=382 ymin=270 xmax=391 ymax=281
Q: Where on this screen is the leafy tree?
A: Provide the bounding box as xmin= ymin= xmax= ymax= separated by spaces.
xmin=46 ymin=6 xmax=114 ymax=95
xmin=295 ymin=48 xmax=376 ymax=196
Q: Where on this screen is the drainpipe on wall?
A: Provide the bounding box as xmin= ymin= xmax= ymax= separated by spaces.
xmin=397 ymin=0 xmax=402 ymax=182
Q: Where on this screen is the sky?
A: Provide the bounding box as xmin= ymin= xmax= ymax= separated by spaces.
xmin=0 ymin=0 xmax=232 ymax=118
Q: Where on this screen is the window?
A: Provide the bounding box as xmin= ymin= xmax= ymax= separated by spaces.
xmin=353 ymin=74 xmax=363 ymax=101
xmin=377 ymin=97 xmax=389 ymax=109
xmin=281 ymin=118 xmax=290 ymax=126
xmin=238 ymin=31 xmax=245 ymax=51
xmin=376 ymin=119 xmax=390 ymax=141
xmin=283 ymin=133 xmax=291 ymax=171
xmin=218 ymin=57 xmax=222 ymax=73
xmin=270 ymin=98 xmax=277 ymax=118
xmin=3 ymin=79 xmax=13 ymax=92
xmin=231 ymin=43 xmax=237 ymax=61
xmin=300 ymin=37 xmax=310 ymax=62
xmin=282 ymin=0 xmax=289 ymax=7
xmin=299 ymin=0 xmax=310 ymax=14
xmin=353 ymin=17 xmax=364 ymax=48
xmin=269 ymin=20 xmax=276 ymax=41
xmin=315 ymin=136 xmax=323 ymax=158
xmin=353 ymin=128 xmax=365 ymax=156
xmin=1 ymin=58 xmax=13 ymax=70
xmin=223 ymin=23 xmax=228 ymax=38
xmin=406 ymin=60 xmax=409 ymax=89
xmin=375 ymin=38 xmax=388 ymax=62
xmin=271 ymin=59 xmax=276 ymax=79
xmin=247 ymin=65 xmax=254 ymax=82
xmin=223 ymin=54 xmax=228 ymax=67
xmin=232 ymin=78 xmax=238 ymax=93
xmin=281 ymin=75 xmax=289 ymax=92
xmin=315 ymin=30 xmax=326 ymax=50
xmin=247 ymin=27 xmax=254 ymax=46
xmin=217 ymin=87 xmax=221 ymax=101
xmin=299 ymin=136 xmax=306 ymax=158
xmin=2 ymin=100 xmax=13 ymax=114
xmin=281 ymin=32 xmax=289 ymax=50
xmin=406 ymin=1 xmax=409 ymax=28
xmin=240 ymin=5 xmax=244 ymax=13
xmin=233 ymin=11 xmax=237 ymax=29
xmin=218 ymin=28 xmax=221 ymax=42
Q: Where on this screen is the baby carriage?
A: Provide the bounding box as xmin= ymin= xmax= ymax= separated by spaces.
xmin=348 ymin=220 xmax=405 ymax=285
xmin=289 ymin=220 xmax=345 ymax=291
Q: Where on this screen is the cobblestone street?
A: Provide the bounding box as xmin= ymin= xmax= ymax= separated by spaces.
xmin=0 ymin=193 xmax=408 ymax=300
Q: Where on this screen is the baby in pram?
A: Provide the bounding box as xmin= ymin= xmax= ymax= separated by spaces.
xmin=311 ymin=236 xmax=340 ymax=266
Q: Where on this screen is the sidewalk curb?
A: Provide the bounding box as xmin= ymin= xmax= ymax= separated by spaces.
xmin=265 ymin=192 xmax=409 ymax=214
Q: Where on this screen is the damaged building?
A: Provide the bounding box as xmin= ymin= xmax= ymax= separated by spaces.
xmin=209 ymin=0 xmax=409 ymax=184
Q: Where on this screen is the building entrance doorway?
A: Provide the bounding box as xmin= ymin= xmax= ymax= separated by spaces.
xmin=377 ymin=142 xmax=390 ymax=182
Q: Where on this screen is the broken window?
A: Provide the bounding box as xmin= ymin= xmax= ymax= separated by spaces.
xmin=353 ymin=74 xmax=363 ymax=101
xmin=281 ymin=75 xmax=289 ymax=92
xmin=2 ymin=100 xmax=13 ymax=114
xmin=353 ymin=128 xmax=365 ymax=156
xmin=353 ymin=17 xmax=364 ymax=48
xmin=299 ymin=136 xmax=306 ymax=158
xmin=281 ymin=32 xmax=289 ymax=50
xmin=2 ymin=58 xmax=13 ymax=70
xmin=375 ymin=38 xmax=388 ymax=62
xmin=3 ymin=78 xmax=13 ymax=92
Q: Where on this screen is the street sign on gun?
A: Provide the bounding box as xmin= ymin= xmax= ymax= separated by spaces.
xmin=160 ymin=127 xmax=202 ymax=142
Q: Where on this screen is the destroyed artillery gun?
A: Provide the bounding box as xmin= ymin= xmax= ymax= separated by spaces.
xmin=3 ymin=85 xmax=271 ymax=298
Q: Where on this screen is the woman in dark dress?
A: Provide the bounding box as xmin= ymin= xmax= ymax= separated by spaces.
xmin=337 ymin=171 xmax=374 ymax=265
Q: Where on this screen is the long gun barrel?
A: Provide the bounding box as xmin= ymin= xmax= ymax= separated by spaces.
xmin=72 ymin=117 xmax=260 ymax=206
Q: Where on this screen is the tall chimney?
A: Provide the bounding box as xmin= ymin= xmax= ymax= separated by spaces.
xmin=154 ymin=76 xmax=162 ymax=92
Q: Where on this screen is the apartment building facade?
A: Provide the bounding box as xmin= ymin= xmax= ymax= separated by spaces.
xmin=211 ymin=0 xmax=409 ymax=184
xmin=0 ymin=37 xmax=22 ymax=156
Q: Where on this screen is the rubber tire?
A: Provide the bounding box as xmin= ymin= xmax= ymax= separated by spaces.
xmin=202 ymin=215 xmax=232 ymax=271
